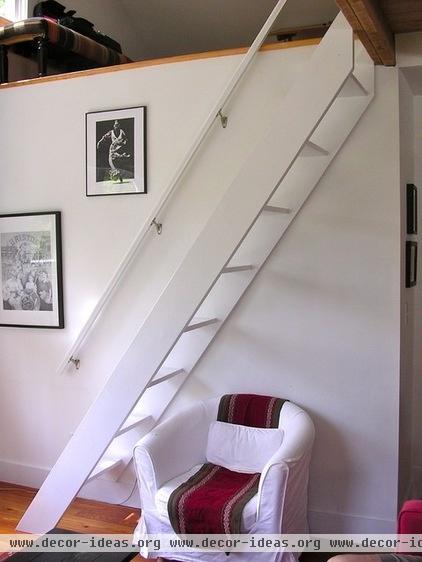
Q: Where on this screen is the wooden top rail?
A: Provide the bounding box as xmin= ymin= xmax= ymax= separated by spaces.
xmin=0 ymin=37 xmax=320 ymax=91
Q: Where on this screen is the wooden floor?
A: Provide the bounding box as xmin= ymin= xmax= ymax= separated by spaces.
xmin=0 ymin=482 xmax=330 ymax=562
xmin=0 ymin=482 xmax=140 ymax=534
xmin=0 ymin=482 xmax=146 ymax=561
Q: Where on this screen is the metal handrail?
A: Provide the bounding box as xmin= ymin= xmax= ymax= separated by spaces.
xmin=58 ymin=0 xmax=289 ymax=374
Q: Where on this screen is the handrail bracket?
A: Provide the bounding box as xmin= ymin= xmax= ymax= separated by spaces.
xmin=151 ymin=218 xmax=163 ymax=235
xmin=218 ymin=109 xmax=228 ymax=128
xmin=69 ymin=356 xmax=80 ymax=370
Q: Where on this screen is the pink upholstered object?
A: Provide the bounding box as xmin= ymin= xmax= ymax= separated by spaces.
xmin=398 ymin=500 xmax=422 ymax=554
xmin=398 ymin=500 xmax=422 ymax=534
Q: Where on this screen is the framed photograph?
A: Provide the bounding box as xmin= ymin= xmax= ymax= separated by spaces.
xmin=406 ymin=241 xmax=417 ymax=288
xmin=0 ymin=212 xmax=64 ymax=328
xmin=407 ymin=183 xmax=418 ymax=235
xmin=86 ymin=106 xmax=147 ymax=196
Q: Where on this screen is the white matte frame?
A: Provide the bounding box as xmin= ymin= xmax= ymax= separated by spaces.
xmin=86 ymin=106 xmax=147 ymax=197
xmin=0 ymin=211 xmax=64 ymax=329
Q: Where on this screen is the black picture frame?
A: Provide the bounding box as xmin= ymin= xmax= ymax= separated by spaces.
xmin=0 ymin=211 xmax=64 ymax=328
xmin=407 ymin=183 xmax=418 ymax=235
xmin=406 ymin=241 xmax=417 ymax=288
xmin=86 ymin=106 xmax=147 ymax=197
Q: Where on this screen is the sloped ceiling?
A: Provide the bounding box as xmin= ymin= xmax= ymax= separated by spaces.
xmin=120 ymin=0 xmax=339 ymax=59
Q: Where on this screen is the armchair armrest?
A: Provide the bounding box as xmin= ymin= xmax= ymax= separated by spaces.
xmin=134 ymin=402 xmax=210 ymax=510
xmin=256 ymin=407 xmax=315 ymax=530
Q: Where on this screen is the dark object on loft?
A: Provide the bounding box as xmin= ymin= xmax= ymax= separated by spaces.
xmin=59 ymin=15 xmax=122 ymax=52
xmin=33 ymin=0 xmax=68 ymax=19
xmin=33 ymin=1 xmax=122 ymax=52
xmin=407 ymin=183 xmax=418 ymax=235
xmin=0 ymin=16 xmax=131 ymax=84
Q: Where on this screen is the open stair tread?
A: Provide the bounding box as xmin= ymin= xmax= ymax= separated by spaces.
xmin=116 ymin=413 xmax=154 ymax=437
xmin=222 ymin=265 xmax=254 ymax=273
xmin=339 ymin=73 xmax=369 ymax=97
xmin=263 ymin=205 xmax=292 ymax=214
xmin=183 ymin=317 xmax=219 ymax=332
xmin=301 ymin=140 xmax=329 ymax=157
xmin=148 ymin=367 xmax=186 ymax=388
xmin=87 ymin=456 xmax=123 ymax=482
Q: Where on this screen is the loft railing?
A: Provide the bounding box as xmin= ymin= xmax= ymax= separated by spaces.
xmin=58 ymin=0 xmax=289 ymax=374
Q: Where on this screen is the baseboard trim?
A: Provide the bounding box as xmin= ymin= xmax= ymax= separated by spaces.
xmin=0 ymin=459 xmax=397 ymax=531
xmin=0 ymin=459 xmax=140 ymax=508
xmin=309 ymin=508 xmax=396 ymax=533
xmin=0 ymin=458 xmax=48 ymax=489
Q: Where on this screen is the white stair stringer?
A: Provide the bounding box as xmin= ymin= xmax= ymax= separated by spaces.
xmin=79 ymin=367 xmax=190 ymax=505
xmin=17 ymin=14 xmax=370 ymax=533
xmin=162 ymin=40 xmax=374 ymax=395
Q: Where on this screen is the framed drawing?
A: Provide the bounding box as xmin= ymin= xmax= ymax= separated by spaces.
xmin=86 ymin=106 xmax=147 ymax=196
xmin=407 ymin=183 xmax=418 ymax=235
xmin=0 ymin=211 xmax=64 ymax=328
xmin=406 ymin=241 xmax=417 ymax=288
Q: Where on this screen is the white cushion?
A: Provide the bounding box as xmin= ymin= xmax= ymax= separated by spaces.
xmin=155 ymin=464 xmax=258 ymax=532
xmin=205 ymin=421 xmax=283 ymax=473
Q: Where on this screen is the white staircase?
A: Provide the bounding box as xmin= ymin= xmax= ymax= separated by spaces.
xmin=17 ymin=13 xmax=374 ymax=533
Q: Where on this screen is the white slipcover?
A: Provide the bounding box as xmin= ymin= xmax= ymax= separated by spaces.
xmin=133 ymin=397 xmax=315 ymax=562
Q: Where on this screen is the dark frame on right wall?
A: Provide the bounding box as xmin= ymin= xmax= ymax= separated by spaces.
xmin=406 ymin=241 xmax=418 ymax=288
xmin=407 ymin=183 xmax=418 ymax=235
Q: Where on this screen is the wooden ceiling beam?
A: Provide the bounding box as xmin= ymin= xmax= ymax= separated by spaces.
xmin=381 ymin=0 xmax=422 ymax=34
xmin=336 ymin=0 xmax=396 ymax=66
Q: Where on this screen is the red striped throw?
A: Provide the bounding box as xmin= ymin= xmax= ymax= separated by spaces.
xmin=167 ymin=394 xmax=285 ymax=535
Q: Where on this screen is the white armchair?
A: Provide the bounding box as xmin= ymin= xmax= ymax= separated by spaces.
xmin=133 ymin=397 xmax=314 ymax=562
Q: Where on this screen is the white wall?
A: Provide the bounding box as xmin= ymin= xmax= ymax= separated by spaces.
xmin=0 ymin=45 xmax=403 ymax=533
xmin=0 ymin=51 xmax=235 ymax=470
xmin=409 ymin=95 xmax=422 ymax=483
xmin=396 ymin=33 xmax=422 ymax=500
xmin=398 ymin=72 xmax=415 ymax=504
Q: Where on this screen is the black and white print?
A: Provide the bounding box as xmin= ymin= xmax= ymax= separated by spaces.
xmin=86 ymin=106 xmax=146 ymax=196
xmin=0 ymin=212 xmax=64 ymax=328
xmin=96 ymin=118 xmax=135 ymax=183
xmin=1 ymin=231 xmax=53 ymax=312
